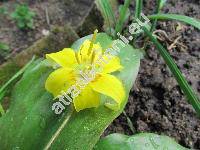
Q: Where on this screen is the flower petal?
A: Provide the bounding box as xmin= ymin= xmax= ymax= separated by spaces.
xmin=101 ymin=56 xmax=123 ymax=73
xmin=90 ymin=74 xmax=125 ymax=110
xmin=46 ymin=48 xmax=77 ymax=68
xmin=73 ymin=86 xmax=100 ymax=112
xmin=45 ymin=68 xmax=76 ymax=97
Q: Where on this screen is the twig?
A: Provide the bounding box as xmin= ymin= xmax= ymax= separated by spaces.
xmin=45 ymin=6 xmax=50 ymax=27
xmin=153 ymin=29 xmax=173 ymax=42
xmin=168 ymin=36 xmax=181 ymax=50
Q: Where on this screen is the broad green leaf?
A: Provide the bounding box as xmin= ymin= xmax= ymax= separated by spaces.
xmin=148 ymin=14 xmax=200 ymax=30
xmin=0 ymin=33 xmax=141 ymax=149
xmin=94 ymin=133 xmax=188 ymax=150
xmin=0 ymin=56 xmax=35 ymax=103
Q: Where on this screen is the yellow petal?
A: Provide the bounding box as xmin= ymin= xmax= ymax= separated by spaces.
xmin=45 ymin=68 xmax=76 ymax=97
xmin=73 ymin=86 xmax=100 ymax=112
xmin=46 ymin=48 xmax=77 ymax=68
xmin=90 ymin=74 xmax=125 ymax=110
xmin=101 ymin=56 xmax=123 ymax=73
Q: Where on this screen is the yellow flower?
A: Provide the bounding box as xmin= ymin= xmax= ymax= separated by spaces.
xmin=45 ymin=30 xmax=125 ymax=112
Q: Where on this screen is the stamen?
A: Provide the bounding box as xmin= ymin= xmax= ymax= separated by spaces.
xmin=75 ymin=52 xmax=80 ymax=64
xmin=79 ymin=45 xmax=84 ymax=62
xmin=87 ymin=29 xmax=98 ymax=55
xmin=91 ymin=50 xmax=96 ymax=64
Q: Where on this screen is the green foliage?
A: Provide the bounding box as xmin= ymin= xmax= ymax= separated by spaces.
xmin=0 ymin=106 xmax=5 ymax=116
xmin=149 ymin=14 xmax=200 ymax=30
xmin=133 ymin=0 xmax=143 ymax=43
xmin=96 ymin=0 xmax=116 ymax=35
xmin=135 ymin=0 xmax=143 ymax=19
xmin=0 ymin=6 xmax=8 ymax=15
xmin=0 ymin=56 xmax=35 ymax=103
xmin=158 ymin=0 xmax=167 ymax=10
xmin=96 ymin=0 xmax=131 ymax=36
xmin=94 ymin=133 xmax=189 ymax=150
xmin=115 ymin=0 xmax=131 ymax=34
xmin=11 ymin=4 xmax=35 ymax=29
xmin=0 ymin=56 xmax=35 ymax=116
xmin=0 ymin=42 xmax=9 ymax=51
xmin=0 ymin=33 xmax=141 ymax=149
xmin=118 ymin=5 xmax=130 ymax=25
xmin=0 ymin=42 xmax=10 ymax=57
xmin=0 ymin=91 xmax=6 ymax=115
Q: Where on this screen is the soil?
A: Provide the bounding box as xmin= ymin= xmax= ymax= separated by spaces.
xmin=103 ymin=0 xmax=200 ymax=149
xmin=0 ymin=0 xmax=200 ymax=149
xmin=0 ymin=0 xmax=93 ymax=64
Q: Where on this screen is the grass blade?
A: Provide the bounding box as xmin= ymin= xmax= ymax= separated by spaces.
xmin=133 ymin=0 xmax=143 ymax=45
xmin=158 ymin=0 xmax=167 ymax=10
xmin=148 ymin=14 xmax=200 ymax=30
xmin=0 ymin=56 xmax=35 ymax=102
xmin=142 ymin=26 xmax=200 ymax=116
xmin=115 ymin=0 xmax=131 ymax=34
xmin=135 ymin=0 xmax=143 ymax=19
xmin=150 ymin=0 xmax=167 ymax=32
xmin=96 ymin=0 xmax=116 ymax=34
xmin=0 ymin=104 xmax=5 ymax=115
xmin=0 ymin=91 xmax=5 ymax=115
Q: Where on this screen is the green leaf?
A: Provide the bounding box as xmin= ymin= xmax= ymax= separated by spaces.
xmin=10 ymin=12 xmax=18 ymax=18
xmin=0 ymin=42 xmax=9 ymax=51
xmin=148 ymin=14 xmax=200 ymax=30
xmin=0 ymin=33 xmax=141 ymax=149
xmin=0 ymin=6 xmax=8 ymax=15
xmin=142 ymin=26 xmax=200 ymax=116
xmin=17 ymin=21 xmax=25 ymax=28
xmin=29 ymin=11 xmax=35 ymax=17
xmin=0 ymin=103 xmax=5 ymax=115
xmin=27 ymin=20 xmax=34 ymax=29
xmin=0 ymin=56 xmax=35 ymax=103
xmin=0 ymin=91 xmax=6 ymax=115
xmin=94 ymin=133 xmax=189 ymax=150
xmin=11 ymin=4 xmax=35 ymax=30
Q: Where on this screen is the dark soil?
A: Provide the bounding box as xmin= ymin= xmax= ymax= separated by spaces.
xmin=104 ymin=0 xmax=200 ymax=149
